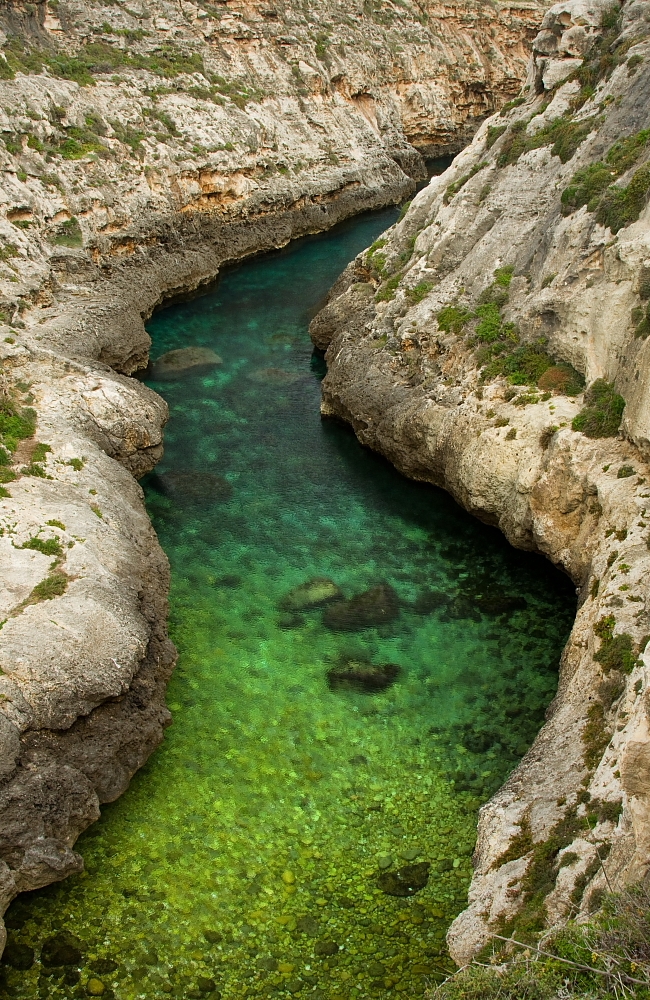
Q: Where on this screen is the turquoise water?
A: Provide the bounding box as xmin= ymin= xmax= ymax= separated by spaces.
xmin=1 ymin=210 xmax=574 ymax=1000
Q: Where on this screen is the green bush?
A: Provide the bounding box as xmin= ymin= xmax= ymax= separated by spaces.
xmin=0 ymin=400 xmax=36 ymax=455
xmin=485 ymin=125 xmax=507 ymax=149
xmin=572 ymin=379 xmax=624 ymax=437
xmin=596 ymin=163 xmax=650 ymax=233
xmin=437 ymin=305 xmax=471 ymax=334
xmin=537 ymin=363 xmax=585 ymax=396
xmin=482 ymin=341 xmax=553 ymax=386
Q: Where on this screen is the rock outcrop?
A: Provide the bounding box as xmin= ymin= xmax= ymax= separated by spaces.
xmin=0 ymin=0 xmax=547 ymax=957
xmin=311 ymin=0 xmax=650 ymax=962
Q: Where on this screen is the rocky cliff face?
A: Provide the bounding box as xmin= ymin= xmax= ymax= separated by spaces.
xmin=0 ymin=0 xmax=546 ymax=957
xmin=311 ymin=0 xmax=650 ymax=962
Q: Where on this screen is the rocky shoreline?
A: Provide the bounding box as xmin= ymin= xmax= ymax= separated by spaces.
xmin=310 ymin=0 xmax=650 ymax=961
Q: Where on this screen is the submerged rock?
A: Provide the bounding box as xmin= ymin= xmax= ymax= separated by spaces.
xmin=281 ymin=576 xmax=343 ymax=611
xmin=152 ymin=471 xmax=233 ymax=504
xmin=327 ymin=657 xmax=400 ymax=693
xmin=1 ymin=938 xmax=34 ymax=970
xmin=475 ymin=594 xmax=527 ymax=615
xmin=322 ymin=583 xmax=399 ymax=631
xmin=377 ymin=861 xmax=430 ymax=897
xmin=247 ymin=367 xmax=302 ymax=385
xmin=314 ymin=939 xmax=339 ymax=957
xmin=413 ymin=588 xmax=449 ymax=615
xmin=150 ymin=347 xmax=222 ymax=380
xmin=41 ymin=931 xmax=84 ymax=967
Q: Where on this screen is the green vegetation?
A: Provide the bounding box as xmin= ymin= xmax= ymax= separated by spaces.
xmin=593 ymin=615 xmax=638 ymax=674
xmin=375 ymin=271 xmax=402 ymax=302
xmin=52 ymin=217 xmax=82 ymax=247
xmin=572 ymin=379 xmax=625 ymax=437
xmin=499 ymin=96 xmax=526 ymax=117
xmin=617 ymin=464 xmax=636 ymax=478
xmin=397 ymin=200 xmax=412 ymax=222
xmin=627 ymin=53 xmax=643 ymax=75
xmin=482 ymin=341 xmax=553 ymax=386
xmin=30 ymin=571 xmax=68 ymax=601
xmin=0 ymin=392 xmax=35 ymax=467
xmin=0 ymin=35 xmax=206 ymax=88
xmin=407 ymin=281 xmax=434 ymax=304
xmin=443 ymin=162 xmax=488 ymax=204
xmin=497 ymin=115 xmax=599 ymax=169
xmin=314 ymin=33 xmax=330 ymax=61
xmin=569 ymin=5 xmax=627 ymax=109
xmin=437 ymin=305 xmax=471 ymax=334
xmin=485 ymin=124 xmax=506 ymax=149
xmin=582 ymin=702 xmax=610 ymax=768
xmin=433 ymin=881 xmax=650 ymax=999
xmin=22 ymin=535 xmax=63 ymax=558
xmin=561 ymin=129 xmax=650 ymax=232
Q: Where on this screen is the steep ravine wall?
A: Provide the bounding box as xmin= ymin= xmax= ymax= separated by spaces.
xmin=0 ymin=0 xmax=548 ymax=958
xmin=310 ymin=0 xmax=650 ymax=963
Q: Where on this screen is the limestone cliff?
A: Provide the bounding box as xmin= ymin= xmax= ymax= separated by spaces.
xmin=310 ymin=0 xmax=650 ymax=961
xmin=0 ymin=0 xmax=547 ymax=957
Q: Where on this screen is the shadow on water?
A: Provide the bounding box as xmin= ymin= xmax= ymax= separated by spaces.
xmin=1 ymin=206 xmax=575 ymax=1000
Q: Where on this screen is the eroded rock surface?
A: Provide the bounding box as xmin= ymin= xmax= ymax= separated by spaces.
xmin=311 ymin=0 xmax=650 ymax=962
xmin=0 ymin=0 xmax=547 ymax=957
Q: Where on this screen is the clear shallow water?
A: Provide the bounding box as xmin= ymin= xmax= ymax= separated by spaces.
xmin=2 ymin=209 xmax=575 ymax=1000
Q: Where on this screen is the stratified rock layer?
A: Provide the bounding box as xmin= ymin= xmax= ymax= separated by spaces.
xmin=311 ymin=0 xmax=650 ymax=962
xmin=0 ymin=0 xmax=547 ymax=957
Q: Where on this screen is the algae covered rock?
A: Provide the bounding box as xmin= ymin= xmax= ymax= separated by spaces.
xmin=40 ymin=931 xmax=84 ymax=967
xmin=1 ymin=937 xmax=34 ymax=970
xmin=327 ymin=657 xmax=401 ymax=692
xmin=281 ymin=577 xmax=343 ymax=611
xmin=322 ymin=583 xmax=400 ymax=631
xmin=377 ymin=861 xmax=430 ymax=896
xmin=150 ymin=347 xmax=222 ymax=380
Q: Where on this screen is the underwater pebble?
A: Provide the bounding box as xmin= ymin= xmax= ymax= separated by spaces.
xmin=400 ymin=847 xmax=421 ymax=861
xmin=377 ymin=854 xmax=393 ymax=870
xmin=85 ymin=979 xmax=105 ymax=996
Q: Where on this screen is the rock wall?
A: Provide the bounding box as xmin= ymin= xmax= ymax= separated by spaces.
xmin=311 ymin=0 xmax=650 ymax=962
xmin=0 ymin=0 xmax=547 ymax=957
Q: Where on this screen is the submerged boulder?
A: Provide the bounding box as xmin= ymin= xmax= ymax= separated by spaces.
xmin=322 ymin=583 xmax=399 ymax=631
xmin=40 ymin=931 xmax=84 ymax=967
xmin=475 ymin=594 xmax=527 ymax=615
xmin=327 ymin=657 xmax=400 ymax=693
xmin=150 ymin=347 xmax=222 ymax=380
xmin=377 ymin=862 xmax=430 ymax=897
xmin=281 ymin=577 xmax=343 ymax=611
xmin=151 ymin=470 xmax=233 ymax=504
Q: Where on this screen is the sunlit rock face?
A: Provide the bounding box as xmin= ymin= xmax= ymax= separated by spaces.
xmin=310 ymin=0 xmax=650 ymax=963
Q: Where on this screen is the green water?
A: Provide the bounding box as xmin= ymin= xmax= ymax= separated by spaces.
xmin=2 ymin=209 xmax=575 ymax=1000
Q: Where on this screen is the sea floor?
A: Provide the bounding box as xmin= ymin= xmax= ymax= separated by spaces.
xmin=1 ymin=207 xmax=575 ymax=1000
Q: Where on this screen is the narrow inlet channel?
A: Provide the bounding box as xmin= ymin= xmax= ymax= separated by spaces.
xmin=2 ymin=208 xmax=575 ymax=1000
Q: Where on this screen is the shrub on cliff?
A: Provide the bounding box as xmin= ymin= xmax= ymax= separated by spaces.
xmin=562 ymin=130 xmax=650 ymax=232
xmin=572 ymin=379 xmax=625 ymax=437
xmin=429 ymin=881 xmax=650 ymax=999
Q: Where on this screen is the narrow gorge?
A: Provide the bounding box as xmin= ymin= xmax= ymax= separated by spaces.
xmin=0 ymin=0 xmax=648 ymax=997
